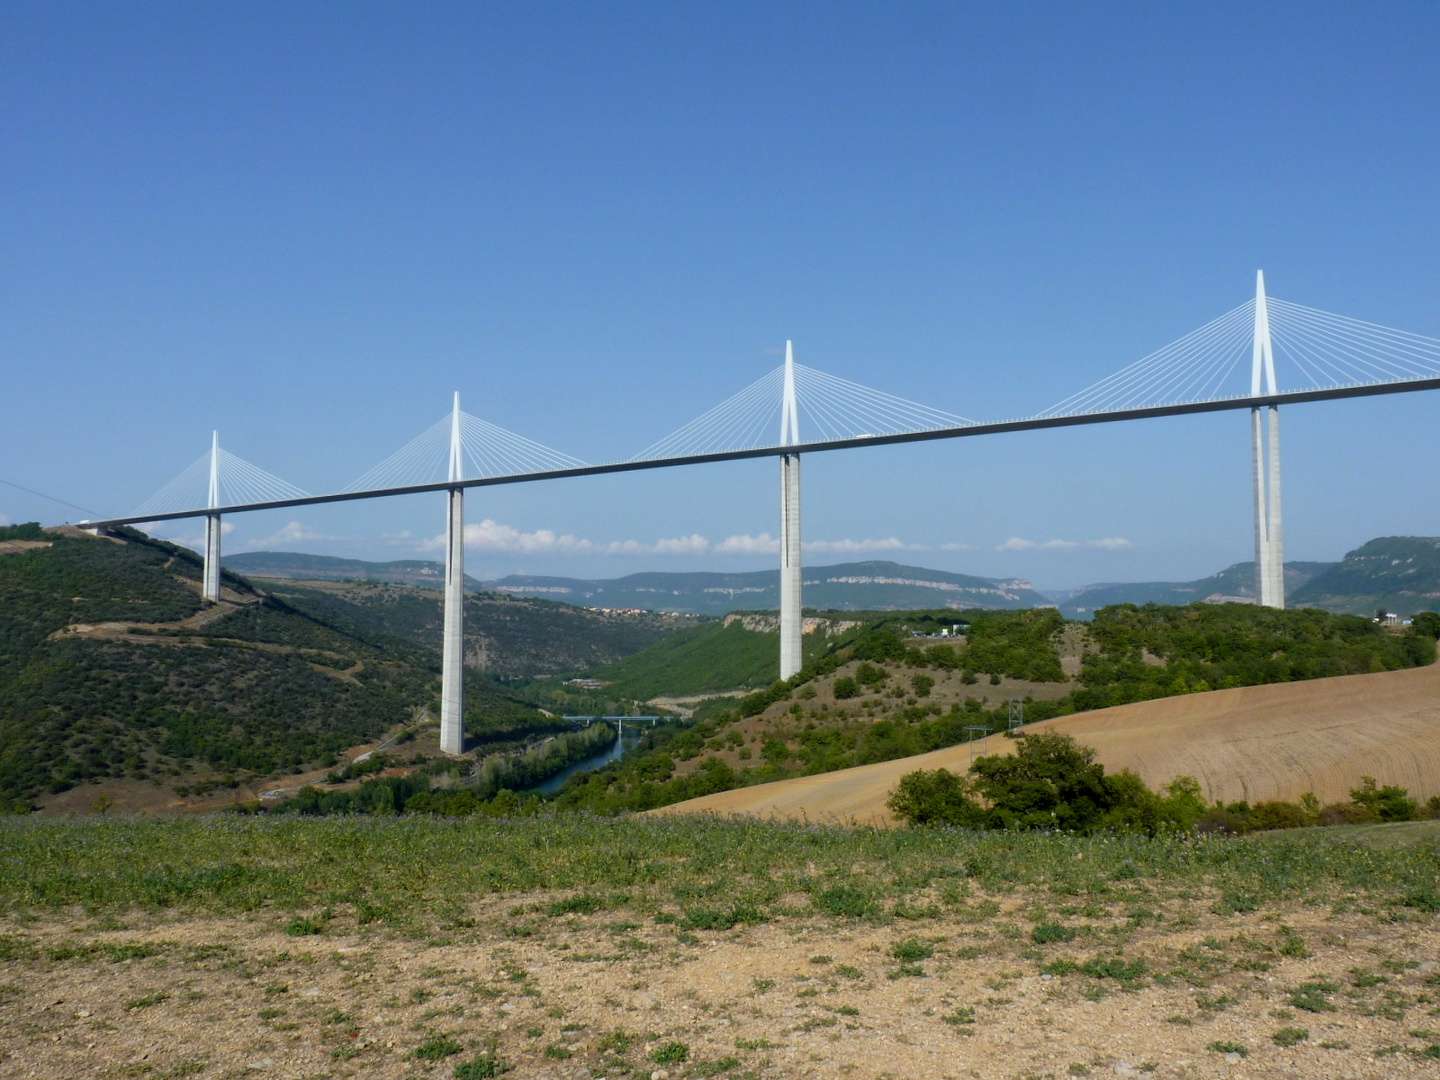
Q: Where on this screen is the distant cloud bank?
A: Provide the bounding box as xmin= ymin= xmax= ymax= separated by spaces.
xmin=997 ymin=536 xmax=1132 ymax=552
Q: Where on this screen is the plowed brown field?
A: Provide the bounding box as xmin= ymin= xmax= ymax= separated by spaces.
xmin=653 ymin=658 xmax=1440 ymax=825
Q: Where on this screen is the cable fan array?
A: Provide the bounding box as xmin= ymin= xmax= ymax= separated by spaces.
xmin=633 ymin=361 xmax=974 ymax=461
xmin=343 ymin=409 xmax=588 ymax=493
xmin=133 ymin=446 xmax=309 ymax=519
xmin=1039 ymin=298 xmax=1440 ymax=418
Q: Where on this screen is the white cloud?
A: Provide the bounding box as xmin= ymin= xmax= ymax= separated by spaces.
xmin=244 ymin=521 xmax=334 ymax=549
xmin=997 ymin=536 xmax=1133 ymax=552
xmin=714 ymin=533 xmax=779 ymax=555
xmin=415 ymin=520 xmax=935 ymax=559
xmin=0 ymin=513 xmax=9 ymax=526
xmin=938 ymin=542 xmax=972 ymax=551
xmin=805 ymin=537 xmax=918 ymax=554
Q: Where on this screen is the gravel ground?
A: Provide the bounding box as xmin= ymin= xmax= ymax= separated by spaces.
xmin=2 ymin=888 xmax=1438 ymax=1080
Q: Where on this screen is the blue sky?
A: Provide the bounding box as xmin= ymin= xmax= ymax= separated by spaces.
xmin=3 ymin=2 xmax=1438 ymax=589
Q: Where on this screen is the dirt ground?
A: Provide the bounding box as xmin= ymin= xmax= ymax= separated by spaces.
xmin=3 ymin=886 xmax=1439 ymax=1080
xmin=656 ymin=660 xmax=1440 ymax=825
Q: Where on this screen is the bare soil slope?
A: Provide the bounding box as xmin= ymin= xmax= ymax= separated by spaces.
xmin=655 ymin=659 xmax=1440 ymax=825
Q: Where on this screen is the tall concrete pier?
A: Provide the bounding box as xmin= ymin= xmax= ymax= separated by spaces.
xmin=779 ymin=342 xmax=802 ymax=680
xmin=1250 ymin=271 xmax=1285 ymax=609
xmin=202 ymin=430 xmax=222 ymax=602
xmin=440 ymin=394 xmax=467 ymax=754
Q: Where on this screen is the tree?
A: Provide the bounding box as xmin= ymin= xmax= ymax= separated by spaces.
xmin=970 ymin=731 xmax=1114 ymax=831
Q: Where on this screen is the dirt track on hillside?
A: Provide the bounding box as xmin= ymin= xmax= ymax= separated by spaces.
xmin=654 ymin=661 xmax=1440 ymax=825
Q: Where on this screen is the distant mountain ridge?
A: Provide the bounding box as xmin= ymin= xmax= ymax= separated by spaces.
xmin=226 ymin=551 xmax=485 ymax=589
xmin=485 ymin=561 xmax=1054 ymax=615
xmin=1058 ymin=561 xmax=1334 ymax=619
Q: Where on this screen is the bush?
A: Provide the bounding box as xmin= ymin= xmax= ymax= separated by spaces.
xmin=833 ymin=677 xmax=859 ymax=700
xmin=886 ymin=769 xmax=985 ymax=827
xmin=649 ymin=1041 xmax=689 ymax=1065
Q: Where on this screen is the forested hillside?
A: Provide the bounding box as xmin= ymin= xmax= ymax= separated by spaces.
xmin=0 ymin=528 xmax=538 ymax=809
xmin=253 ymin=578 xmax=697 ymax=679
xmin=1290 ymin=536 xmax=1440 ymax=615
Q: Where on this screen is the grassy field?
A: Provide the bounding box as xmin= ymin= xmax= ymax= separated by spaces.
xmin=2 ymin=815 xmax=1439 ymax=1079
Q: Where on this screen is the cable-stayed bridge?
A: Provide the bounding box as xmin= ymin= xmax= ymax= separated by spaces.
xmin=78 ymin=273 xmax=1440 ymax=754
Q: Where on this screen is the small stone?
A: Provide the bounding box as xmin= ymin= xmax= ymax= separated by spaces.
xmin=1114 ymin=1063 xmax=1138 ymax=1077
xmin=76 ymin=1009 xmax=91 ymax=1017
xmin=651 ymin=1072 xmax=670 ymax=1080
xmin=1224 ymin=1052 xmax=1242 ymax=1064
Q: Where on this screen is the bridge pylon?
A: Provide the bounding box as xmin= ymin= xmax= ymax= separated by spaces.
xmin=440 ymin=392 xmax=467 ymax=755
xmin=1250 ymin=272 xmax=1284 ymax=609
xmin=202 ymin=431 xmax=222 ymax=602
xmin=779 ymin=342 xmax=802 ymax=680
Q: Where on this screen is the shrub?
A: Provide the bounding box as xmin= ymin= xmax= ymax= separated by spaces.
xmin=1206 ymin=1041 xmax=1248 ymax=1056
xmin=1272 ymin=1027 xmax=1309 ymax=1047
xmin=833 ymin=677 xmax=859 ymax=700
xmin=1350 ymin=776 xmax=1418 ymax=822
xmin=911 ymin=674 xmax=934 ymax=697
xmin=887 ymin=769 xmax=985 ymax=827
xmin=890 ymin=938 xmax=933 ymax=962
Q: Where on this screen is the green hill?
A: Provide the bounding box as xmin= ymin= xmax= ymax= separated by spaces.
xmin=252 ymin=578 xmax=697 ymax=680
xmin=1058 ymin=561 xmax=1333 ymax=618
xmin=225 ymin=550 xmax=485 ymax=589
xmin=1290 ymin=537 xmax=1440 ymax=616
xmin=0 ymin=528 xmax=546 ymax=809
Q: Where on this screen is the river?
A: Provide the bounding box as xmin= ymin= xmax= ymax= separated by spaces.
xmin=526 ymin=728 xmax=644 ymax=795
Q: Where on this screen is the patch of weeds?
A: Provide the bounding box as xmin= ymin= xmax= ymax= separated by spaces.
xmin=942 ymin=1006 xmax=976 ymax=1027
xmin=890 ymin=939 xmax=933 ymax=962
xmin=1032 ymin=923 xmax=1076 ymax=944
xmin=284 ymin=917 xmax=323 ymax=937
xmin=809 ymin=954 xmax=832 ymax=965
xmin=1206 ymin=1041 xmax=1248 ymax=1057
xmin=1079 ymin=956 xmax=1147 ymax=987
xmin=835 ymin=1005 xmax=859 ymax=1016
xmin=547 ymin=894 xmax=602 ymax=916
xmin=411 ymin=987 xmax=433 ymax=1004
xmin=258 ymin=1007 xmax=285 ymax=1020
xmin=649 ymin=1041 xmax=689 ymax=1065
xmin=813 ymin=885 xmax=877 ymax=919
xmin=1166 ymin=1015 xmax=1192 ymax=1026
xmin=453 ymin=1053 xmax=507 ymax=1078
xmin=1319 ymin=1040 xmax=1350 ymax=1049
xmin=414 ymin=1034 xmax=464 ymax=1061
xmin=1401 ymin=884 xmax=1440 ymax=912
xmin=263 ymin=982 xmax=288 ymax=998
xmin=735 ymin=1038 xmax=774 ymax=1051
xmin=1213 ymin=893 xmax=1261 ymax=916
xmin=124 ymin=991 xmax=168 ymax=1010
xmin=1041 ymin=959 xmax=1079 ymax=976
xmin=1195 ymin=992 xmax=1237 ymax=1012
xmin=1288 ymin=980 xmax=1339 ymax=1013
xmin=596 ymin=1030 xmax=637 ymax=1055
xmin=689 ymin=1057 xmax=742 ymax=1076
xmin=1351 ymin=967 xmax=1388 ymax=988
xmin=751 ymin=977 xmax=775 ymax=994
xmin=835 ymin=964 xmax=864 ymax=979
xmin=1272 ymin=1027 xmax=1309 ymax=1047
xmin=1068 ymin=1065 xmax=1090 ymax=1077
xmin=524 ymin=1026 xmax=544 ymax=1039
xmin=889 ymin=964 xmax=926 ymax=979
xmin=1276 ymin=928 xmax=1309 ymax=958
xmin=542 ymin=1044 xmax=571 ymax=1060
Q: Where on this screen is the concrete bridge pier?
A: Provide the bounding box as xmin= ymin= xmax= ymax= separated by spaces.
xmin=440 ymin=394 xmax=467 ymax=755
xmin=779 ymin=342 xmax=803 ymax=680
xmin=202 ymin=431 xmax=222 ymax=602
xmin=1250 ymin=272 xmax=1285 ymax=609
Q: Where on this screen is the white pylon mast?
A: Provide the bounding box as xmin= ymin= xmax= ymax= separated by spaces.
xmin=1250 ymin=271 xmax=1284 ymax=609
xmin=779 ymin=341 xmax=803 ymax=680
xmin=202 ymin=430 xmax=222 ymax=602
xmin=440 ymin=392 xmax=467 ymax=754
